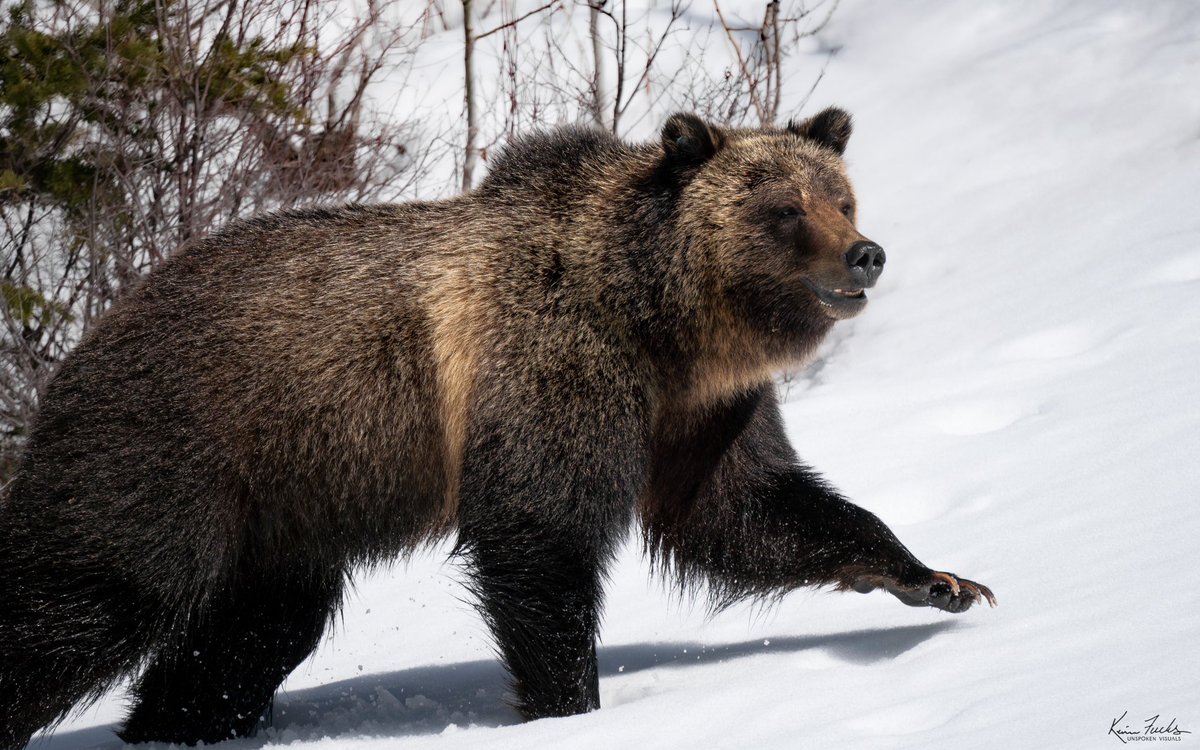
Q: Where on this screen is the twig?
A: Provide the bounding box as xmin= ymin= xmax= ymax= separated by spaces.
xmin=475 ymin=0 xmax=559 ymax=41
xmin=714 ymin=0 xmax=767 ymax=123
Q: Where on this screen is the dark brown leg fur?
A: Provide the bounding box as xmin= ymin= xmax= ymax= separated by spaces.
xmin=0 ymin=527 xmax=154 ymax=750
xmin=453 ymin=333 xmax=647 ymax=719
xmin=120 ymin=563 xmax=343 ymax=745
xmin=643 ymin=385 xmax=989 ymax=612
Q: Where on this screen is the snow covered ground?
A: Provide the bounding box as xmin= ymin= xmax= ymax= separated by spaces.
xmin=35 ymin=1 xmax=1200 ymax=748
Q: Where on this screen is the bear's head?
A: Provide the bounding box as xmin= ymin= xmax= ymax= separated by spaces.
xmin=661 ymin=108 xmax=885 ymax=338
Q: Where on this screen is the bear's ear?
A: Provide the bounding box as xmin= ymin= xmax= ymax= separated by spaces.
xmin=661 ymin=113 xmax=724 ymax=169
xmin=786 ymin=107 xmax=852 ymax=155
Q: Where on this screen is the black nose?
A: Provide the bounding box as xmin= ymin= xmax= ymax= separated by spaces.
xmin=844 ymin=241 xmax=885 ymax=287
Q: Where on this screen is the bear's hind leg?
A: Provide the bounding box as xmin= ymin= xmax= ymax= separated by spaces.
xmin=0 ymin=541 xmax=154 ymax=750
xmin=119 ymin=565 xmax=344 ymax=746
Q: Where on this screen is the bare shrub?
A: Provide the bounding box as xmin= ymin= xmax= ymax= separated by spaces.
xmin=0 ymin=0 xmax=428 ymax=480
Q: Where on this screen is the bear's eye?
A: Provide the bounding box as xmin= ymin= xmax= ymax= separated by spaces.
xmin=840 ymin=204 xmax=854 ymax=217
xmin=778 ymin=206 xmax=805 ymax=219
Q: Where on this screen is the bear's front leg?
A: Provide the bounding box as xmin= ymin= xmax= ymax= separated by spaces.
xmin=456 ymin=510 xmax=607 ymax=717
xmin=452 ymin=334 xmax=648 ymax=719
xmin=643 ymin=384 xmax=996 ymax=613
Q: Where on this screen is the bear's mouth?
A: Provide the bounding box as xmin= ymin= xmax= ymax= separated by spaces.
xmin=830 ymin=287 xmax=865 ymax=298
xmin=802 ymin=280 xmax=869 ymax=318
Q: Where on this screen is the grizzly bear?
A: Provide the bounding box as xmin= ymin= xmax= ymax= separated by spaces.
xmin=0 ymin=107 xmax=993 ymax=748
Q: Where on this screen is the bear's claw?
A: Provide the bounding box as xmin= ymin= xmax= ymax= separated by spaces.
xmin=898 ymin=570 xmax=996 ymax=613
xmin=931 ymin=571 xmax=960 ymax=595
xmin=853 ymin=569 xmax=996 ymax=613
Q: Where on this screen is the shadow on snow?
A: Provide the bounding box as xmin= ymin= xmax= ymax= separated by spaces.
xmin=34 ymin=621 xmax=955 ymax=749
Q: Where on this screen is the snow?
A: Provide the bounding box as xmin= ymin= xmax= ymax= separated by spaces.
xmin=34 ymin=1 xmax=1200 ymax=747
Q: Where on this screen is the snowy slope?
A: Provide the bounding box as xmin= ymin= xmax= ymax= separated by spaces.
xmin=37 ymin=1 xmax=1200 ymax=748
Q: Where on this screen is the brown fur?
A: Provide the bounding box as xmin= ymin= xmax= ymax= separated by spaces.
xmin=1 ymin=108 xmax=968 ymax=748
xmin=426 ymin=263 xmax=490 ymax=524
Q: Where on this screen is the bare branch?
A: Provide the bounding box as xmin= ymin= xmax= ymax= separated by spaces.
xmin=714 ymin=0 xmax=767 ymax=123
xmin=475 ymin=0 xmax=560 ymax=41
